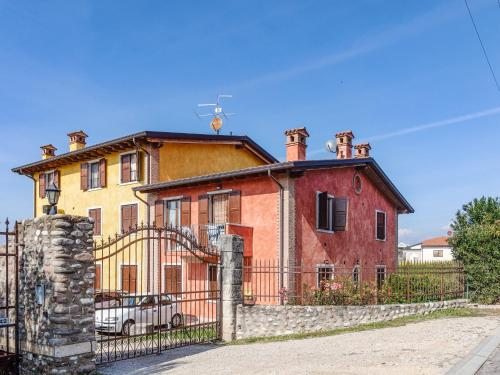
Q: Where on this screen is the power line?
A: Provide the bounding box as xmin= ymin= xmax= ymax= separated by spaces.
xmin=464 ymin=0 xmax=500 ymax=92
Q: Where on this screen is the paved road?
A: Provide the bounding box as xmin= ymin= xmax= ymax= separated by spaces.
xmin=477 ymin=345 xmax=500 ymax=375
xmin=99 ymin=315 xmax=500 ymax=375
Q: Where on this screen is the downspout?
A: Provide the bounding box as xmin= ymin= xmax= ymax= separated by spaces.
xmin=20 ymin=169 xmax=37 ymax=218
xmin=132 ymin=137 xmax=153 ymax=291
xmin=267 ymin=169 xmax=284 ymax=303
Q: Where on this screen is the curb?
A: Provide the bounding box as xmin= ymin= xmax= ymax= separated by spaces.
xmin=446 ymin=326 xmax=500 ymax=375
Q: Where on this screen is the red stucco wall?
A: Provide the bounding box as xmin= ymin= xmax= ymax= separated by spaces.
xmin=294 ymin=167 xmax=397 ymax=271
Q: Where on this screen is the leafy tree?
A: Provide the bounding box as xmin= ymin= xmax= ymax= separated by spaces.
xmin=449 ymin=197 xmax=500 ymax=304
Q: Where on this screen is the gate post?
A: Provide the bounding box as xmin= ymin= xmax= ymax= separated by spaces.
xmin=218 ymin=235 xmax=243 ymax=342
xmin=18 ymin=215 xmax=96 ymax=374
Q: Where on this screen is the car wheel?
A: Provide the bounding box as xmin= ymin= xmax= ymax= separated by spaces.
xmin=122 ymin=320 xmax=134 ymax=336
xmin=171 ymin=313 xmax=183 ymax=328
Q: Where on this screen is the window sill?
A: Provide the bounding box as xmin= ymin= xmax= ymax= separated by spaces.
xmin=118 ymin=181 xmax=139 ymax=186
xmin=87 ymin=187 xmax=103 ymax=192
xmin=375 ymin=238 xmax=387 ymax=242
xmin=317 ymin=229 xmax=335 ymax=234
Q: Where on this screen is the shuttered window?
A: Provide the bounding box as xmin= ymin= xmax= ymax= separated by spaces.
xmin=376 ymin=211 xmax=386 ymax=241
xmin=317 ymin=193 xmax=349 ymax=232
xmin=181 ymin=197 xmax=191 ymax=227
xmin=88 ymin=208 xmax=102 ymax=236
xmin=333 ymin=197 xmax=348 ymax=231
xmin=211 ymin=193 xmax=229 ymax=224
xmin=39 ymin=170 xmax=60 ymax=198
xmin=208 ymin=264 xmax=218 ymax=300
xmin=121 ymin=265 xmax=137 ymax=293
xmin=121 ymin=204 xmax=138 ymax=233
xmin=164 ymin=265 xmax=182 ymax=296
xmin=120 ymin=153 xmax=138 ymax=183
xmin=81 ymin=159 xmax=106 ymax=190
xmin=89 ymin=161 xmax=100 ymax=189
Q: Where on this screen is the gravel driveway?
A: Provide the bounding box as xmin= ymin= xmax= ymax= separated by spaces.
xmin=99 ymin=315 xmax=500 ymax=375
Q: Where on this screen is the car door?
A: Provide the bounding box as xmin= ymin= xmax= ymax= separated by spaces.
xmin=160 ymin=295 xmax=173 ymax=325
xmin=139 ymin=296 xmax=159 ymax=326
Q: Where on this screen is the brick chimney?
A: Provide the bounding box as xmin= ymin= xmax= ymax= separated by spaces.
xmin=67 ymin=131 xmax=88 ymax=152
xmin=41 ymin=144 xmax=57 ymax=160
xmin=354 ymin=143 xmax=371 ymax=158
xmin=284 ymin=127 xmax=309 ymax=162
xmin=335 ymin=130 xmax=354 ymax=159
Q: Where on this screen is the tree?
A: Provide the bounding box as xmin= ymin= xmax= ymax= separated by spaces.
xmin=449 ymin=197 xmax=500 ymax=304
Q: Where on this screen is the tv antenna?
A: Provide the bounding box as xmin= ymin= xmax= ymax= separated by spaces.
xmin=194 ymin=94 xmax=235 ymax=134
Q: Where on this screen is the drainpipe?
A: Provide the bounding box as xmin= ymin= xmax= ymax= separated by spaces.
xmin=267 ymin=169 xmax=284 ymax=302
xmin=20 ymin=169 xmax=37 ymax=218
xmin=133 ymin=137 xmax=153 ymax=291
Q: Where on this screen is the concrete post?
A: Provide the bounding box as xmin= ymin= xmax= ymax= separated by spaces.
xmin=18 ymin=215 xmax=96 ymax=374
xmin=218 ymin=234 xmax=243 ymax=342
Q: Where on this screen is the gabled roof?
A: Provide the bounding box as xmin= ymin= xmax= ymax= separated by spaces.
xmin=12 ymin=131 xmax=278 ymax=174
xmin=422 ymin=236 xmax=450 ymax=247
xmin=134 ymin=157 xmax=414 ymax=214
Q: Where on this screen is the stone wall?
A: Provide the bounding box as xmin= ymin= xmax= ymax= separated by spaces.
xmin=235 ymin=299 xmax=468 ymax=340
xmin=18 ymin=215 xmax=96 ymax=374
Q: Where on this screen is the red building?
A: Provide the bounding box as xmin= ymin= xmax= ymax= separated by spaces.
xmin=134 ymin=128 xmax=413 ymax=301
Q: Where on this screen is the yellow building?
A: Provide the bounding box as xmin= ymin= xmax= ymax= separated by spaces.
xmin=12 ymin=130 xmax=277 ymax=293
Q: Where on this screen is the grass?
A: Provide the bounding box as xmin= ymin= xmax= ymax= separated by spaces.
xmin=228 ymin=307 xmax=493 ymax=346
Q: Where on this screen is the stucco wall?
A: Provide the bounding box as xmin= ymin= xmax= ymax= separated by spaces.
xmin=235 ymin=299 xmax=467 ymax=340
xmin=294 ymin=168 xmax=399 ymax=271
xmin=422 ymin=247 xmax=454 ymax=262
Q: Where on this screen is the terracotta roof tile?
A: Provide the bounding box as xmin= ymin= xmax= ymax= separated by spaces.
xmin=422 ymin=236 xmax=449 ymax=247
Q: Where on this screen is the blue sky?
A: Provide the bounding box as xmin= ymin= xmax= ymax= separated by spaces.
xmin=0 ymin=0 xmax=499 ymax=244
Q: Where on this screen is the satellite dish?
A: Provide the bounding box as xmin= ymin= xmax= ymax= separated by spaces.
xmin=325 ymin=139 xmax=336 ymax=153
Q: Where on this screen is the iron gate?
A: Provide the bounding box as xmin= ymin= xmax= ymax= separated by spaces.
xmin=93 ymin=224 xmax=222 ymax=364
xmin=0 ymin=220 xmax=19 ymax=375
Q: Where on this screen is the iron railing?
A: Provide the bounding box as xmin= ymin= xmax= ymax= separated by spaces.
xmin=242 ymin=260 xmax=465 ymax=306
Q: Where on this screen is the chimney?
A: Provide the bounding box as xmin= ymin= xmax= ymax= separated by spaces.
xmin=67 ymin=130 xmax=88 ymax=152
xmin=41 ymin=144 xmax=57 ymax=160
xmin=284 ymin=127 xmax=309 ymax=162
xmin=335 ymin=130 xmax=354 ymax=159
xmin=354 ymin=143 xmax=371 ymax=158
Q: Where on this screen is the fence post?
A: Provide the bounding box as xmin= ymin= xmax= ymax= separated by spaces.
xmin=218 ymin=235 xmax=243 ymax=342
xmin=18 ymin=215 xmax=96 ymax=374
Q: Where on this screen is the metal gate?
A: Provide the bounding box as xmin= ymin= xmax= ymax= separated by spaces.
xmin=0 ymin=220 xmax=19 ymax=375
xmin=93 ymin=224 xmax=222 ymax=364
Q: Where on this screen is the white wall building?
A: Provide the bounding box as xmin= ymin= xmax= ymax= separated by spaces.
xmin=421 ymin=236 xmax=454 ymax=262
xmin=399 ymin=242 xmax=423 ymax=262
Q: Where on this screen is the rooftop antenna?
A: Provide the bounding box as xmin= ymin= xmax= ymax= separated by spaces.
xmin=194 ymin=94 xmax=235 ymax=134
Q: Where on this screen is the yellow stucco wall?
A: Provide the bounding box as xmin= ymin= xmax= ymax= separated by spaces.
xmin=159 ymin=143 xmax=264 ymax=181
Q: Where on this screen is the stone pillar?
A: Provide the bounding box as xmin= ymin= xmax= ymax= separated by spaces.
xmin=18 ymin=215 xmax=96 ymax=374
xmin=219 ymin=235 xmax=243 ymax=342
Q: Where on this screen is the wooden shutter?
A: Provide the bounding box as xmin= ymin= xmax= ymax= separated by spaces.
xmin=121 ymin=205 xmax=130 ymax=232
xmin=228 ymin=190 xmax=241 ymax=224
xmin=54 ymin=170 xmax=60 ymax=189
xmin=130 ymin=204 xmax=138 ymax=229
xmin=155 ymin=200 xmax=164 ymax=227
xmin=94 ymin=264 xmax=101 ymax=290
xmin=317 ymin=192 xmax=328 ymax=230
xmin=80 ymin=163 xmax=88 ymax=191
xmin=99 ymin=159 xmax=107 ymax=188
xmin=164 ymin=265 xmax=182 ymax=295
xmin=136 ymin=151 xmax=143 ymax=181
xmin=39 ymin=172 xmax=46 ymax=198
xmin=181 ymin=197 xmax=191 ymax=227
xmin=121 ymin=265 xmax=137 ymax=293
xmin=333 ymin=197 xmax=348 ymax=231
xmin=89 ymin=208 xmax=102 ymax=236
xmin=121 ymin=154 xmax=130 ymax=183
xmin=198 ymin=195 xmax=209 ymax=225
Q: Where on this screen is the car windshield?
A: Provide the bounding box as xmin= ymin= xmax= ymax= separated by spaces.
xmin=122 ymin=296 xmax=156 ymax=307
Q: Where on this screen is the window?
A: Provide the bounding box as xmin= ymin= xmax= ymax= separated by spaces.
xmin=89 ymin=161 xmax=100 ymax=189
xmin=121 ymin=204 xmax=138 ymax=233
xmin=121 ymin=265 xmax=137 ymax=293
xmin=166 ymin=200 xmax=181 ymax=227
xmin=352 ymin=265 xmax=360 ymax=285
xmin=317 ymin=193 xmax=348 ymax=232
xmin=120 ymin=153 xmax=138 ymax=183
xmin=433 ymin=250 xmax=443 ymax=257
xmin=317 ymin=265 xmax=334 ymax=288
xmin=164 ymin=265 xmax=182 ymax=296
xmin=39 ymin=170 xmax=60 ymax=198
xmin=211 ymin=193 xmax=229 ymax=224
xmin=208 ymin=264 xmax=218 ymax=300
xmin=88 ymin=208 xmax=102 ymax=236
xmin=376 ymin=211 xmax=386 ymax=241
xmin=376 ymin=266 xmax=386 ymax=289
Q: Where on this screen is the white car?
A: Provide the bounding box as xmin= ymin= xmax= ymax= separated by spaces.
xmin=95 ymin=294 xmax=183 ymax=335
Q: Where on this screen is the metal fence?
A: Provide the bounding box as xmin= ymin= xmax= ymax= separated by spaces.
xmin=242 ymin=260 xmax=465 ymax=306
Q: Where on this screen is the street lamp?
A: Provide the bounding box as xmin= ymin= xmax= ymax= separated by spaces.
xmin=45 ymin=182 xmax=60 ymax=215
